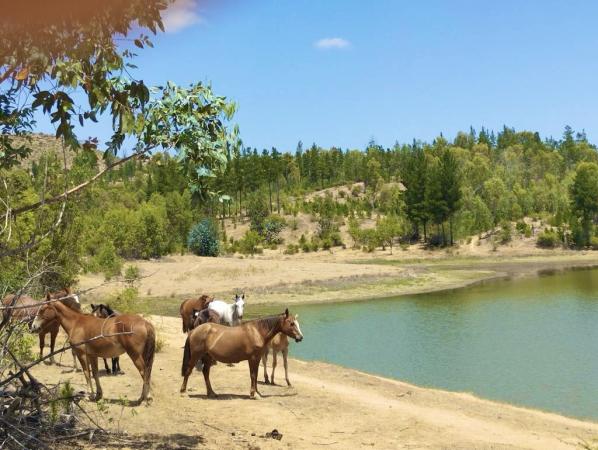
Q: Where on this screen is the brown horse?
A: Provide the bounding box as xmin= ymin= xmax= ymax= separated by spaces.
xmin=190 ymin=308 xmax=221 ymax=330
xmin=1 ymin=288 xmax=80 ymax=366
xmin=262 ymin=332 xmax=292 ymax=386
xmin=180 ymin=309 xmax=303 ymax=398
xmin=31 ymin=301 xmax=155 ymax=404
xmin=179 ymin=294 xmax=214 ymax=332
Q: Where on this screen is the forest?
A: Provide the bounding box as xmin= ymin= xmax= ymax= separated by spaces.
xmin=4 ymin=125 xmax=598 ymax=286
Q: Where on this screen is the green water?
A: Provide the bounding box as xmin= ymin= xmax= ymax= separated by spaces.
xmin=250 ymin=267 xmax=598 ymax=420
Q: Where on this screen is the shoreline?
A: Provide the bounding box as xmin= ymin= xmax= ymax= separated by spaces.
xmin=78 ymin=252 xmax=598 ymax=311
xmin=33 ymin=314 xmax=598 ymax=449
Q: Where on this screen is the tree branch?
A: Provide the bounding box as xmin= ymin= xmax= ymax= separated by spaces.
xmin=9 ymin=145 xmax=157 ymax=218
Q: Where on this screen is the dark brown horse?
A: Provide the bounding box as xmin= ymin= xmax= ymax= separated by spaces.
xmin=189 ymin=308 xmax=221 ymax=330
xmin=90 ymin=304 xmax=122 ymax=375
xmin=31 ymin=301 xmax=155 ymax=404
xmin=179 ymin=294 xmax=214 ymax=333
xmin=1 ymin=288 xmax=80 ymax=366
xmin=180 ymin=309 xmax=303 ymax=398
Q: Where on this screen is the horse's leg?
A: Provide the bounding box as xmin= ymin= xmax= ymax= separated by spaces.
xmin=126 ymin=350 xmax=150 ymax=404
xmin=76 ymin=352 xmax=94 ymax=399
xmin=90 ymin=357 xmax=103 ymax=401
xmin=248 ymin=357 xmax=261 ymax=398
xmin=271 ymin=350 xmax=278 ymax=385
xmin=262 ymin=349 xmax=270 ymax=384
xmin=112 ymin=357 xmax=120 ymax=375
xmin=103 ymin=358 xmax=111 ymax=374
xmin=180 ymin=350 xmax=201 ymax=393
xmin=202 ymin=357 xmax=217 ymax=398
xmin=71 ymin=349 xmax=79 ymax=372
xmin=283 ymin=348 xmax=291 ymax=387
xmin=49 ymin=326 xmax=58 ymax=365
xmin=39 ymin=331 xmax=46 ymax=363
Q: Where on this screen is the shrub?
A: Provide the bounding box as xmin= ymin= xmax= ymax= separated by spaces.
xmin=187 ymin=218 xmax=220 ymax=257
xmin=284 ymin=244 xmax=299 ymax=255
xmin=515 ymin=221 xmax=531 ymax=238
xmin=94 ymin=242 xmax=122 ymax=280
xmin=238 ymin=230 xmax=262 ymax=255
xmin=536 ymin=229 xmax=559 ymax=248
xmin=351 ymin=185 xmax=361 ymax=197
xmin=109 ymin=287 xmax=139 ymax=313
xmin=590 ymin=236 xmax=598 ymax=250
xmin=263 ymin=214 xmax=287 ymax=244
xmin=499 ymin=222 xmax=512 ymax=244
xmin=247 ymin=196 xmax=269 ymax=235
xmin=124 ymin=265 xmax=140 ymax=285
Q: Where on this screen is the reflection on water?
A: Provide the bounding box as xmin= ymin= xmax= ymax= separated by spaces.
xmin=249 ymin=267 xmax=598 ymax=420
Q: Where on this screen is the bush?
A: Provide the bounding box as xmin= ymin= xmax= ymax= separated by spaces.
xmin=247 ymin=196 xmax=269 ymax=235
xmin=590 ymin=236 xmax=598 ymax=250
xmin=515 ymin=221 xmax=531 ymax=238
xmin=284 ymin=244 xmax=299 ymax=255
xmin=537 ymin=229 xmax=559 ymax=248
xmin=93 ymin=242 xmax=122 ymax=280
xmin=499 ymin=222 xmax=512 ymax=244
xmin=124 ymin=264 xmax=140 ymax=285
xmin=187 ymin=218 xmax=220 ymax=257
xmin=109 ymin=287 xmax=139 ymax=313
xmin=238 ymin=230 xmax=262 ymax=255
xmin=263 ymin=214 xmax=287 ymax=244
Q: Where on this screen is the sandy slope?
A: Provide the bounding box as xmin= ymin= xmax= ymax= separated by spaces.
xmin=32 ymin=316 xmax=598 ymax=450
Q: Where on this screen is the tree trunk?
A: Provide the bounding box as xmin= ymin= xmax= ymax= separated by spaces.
xmin=423 ymin=221 xmax=428 ymax=242
xmin=449 ymin=216 xmax=454 ymax=246
xmin=268 ymin=182 xmax=273 ymax=213
xmin=441 ymin=222 xmax=446 ymax=247
xmin=276 ymin=178 xmax=280 ymax=214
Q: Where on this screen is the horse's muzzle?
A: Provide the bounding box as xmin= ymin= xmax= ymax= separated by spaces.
xmin=295 ymin=336 xmax=303 ymax=343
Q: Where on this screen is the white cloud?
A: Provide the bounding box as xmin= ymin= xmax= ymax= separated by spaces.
xmin=162 ymin=0 xmax=204 ymax=33
xmin=314 ymin=37 xmax=350 ymax=50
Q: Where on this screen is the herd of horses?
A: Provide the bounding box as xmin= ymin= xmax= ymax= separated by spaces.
xmin=0 ymin=289 xmax=303 ymax=405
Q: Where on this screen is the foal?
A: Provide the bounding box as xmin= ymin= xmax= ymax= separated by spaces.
xmin=90 ymin=304 xmax=122 ymax=375
xmin=31 ymin=301 xmax=155 ymax=404
xmin=261 ymin=333 xmax=292 ymax=386
xmin=180 ymin=309 xmax=303 ymax=398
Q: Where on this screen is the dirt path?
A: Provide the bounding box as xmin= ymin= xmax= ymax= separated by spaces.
xmin=33 ymin=316 xmax=598 ymax=449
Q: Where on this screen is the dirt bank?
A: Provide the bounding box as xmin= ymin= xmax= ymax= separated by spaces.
xmin=32 ymin=316 xmax=598 ymax=450
xmin=78 ymin=251 xmax=598 ymax=307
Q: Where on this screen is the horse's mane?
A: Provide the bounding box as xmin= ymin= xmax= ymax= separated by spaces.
xmin=250 ymin=314 xmax=283 ymax=334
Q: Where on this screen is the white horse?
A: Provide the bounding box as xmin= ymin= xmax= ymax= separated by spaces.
xmin=207 ymin=294 xmax=245 ymax=326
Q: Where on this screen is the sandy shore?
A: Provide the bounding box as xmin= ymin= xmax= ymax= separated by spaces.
xmin=78 ymin=250 xmax=598 ymax=306
xmin=33 ymin=315 xmax=598 ymax=449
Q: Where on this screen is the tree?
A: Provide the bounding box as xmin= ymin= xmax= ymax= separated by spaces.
xmin=439 ymin=148 xmax=462 ymax=245
xmin=402 ymin=146 xmax=428 ymax=240
xmin=376 ymin=215 xmax=404 ymax=254
xmin=570 ymin=162 xmax=598 ymax=246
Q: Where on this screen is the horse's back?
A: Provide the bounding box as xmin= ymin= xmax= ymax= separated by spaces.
xmin=2 ymin=294 xmax=38 ymax=321
xmin=270 ymin=333 xmax=289 ymax=351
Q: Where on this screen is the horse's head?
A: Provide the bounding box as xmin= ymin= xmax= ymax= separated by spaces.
xmin=233 ymin=294 xmax=245 ymax=322
xmin=280 ymin=308 xmax=303 ymax=343
xmin=90 ymin=303 xmax=111 ymax=318
xmin=30 ymin=304 xmax=57 ymax=332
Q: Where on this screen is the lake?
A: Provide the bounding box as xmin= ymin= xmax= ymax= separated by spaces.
xmin=250 ymin=267 xmax=598 ymax=420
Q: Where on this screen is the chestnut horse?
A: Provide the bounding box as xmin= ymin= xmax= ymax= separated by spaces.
xmin=180 ymin=309 xmax=303 ymax=398
xmin=262 ymin=332 xmax=292 ymax=386
xmin=179 ymin=294 xmax=214 ymax=333
xmin=1 ymin=288 xmax=80 ymax=366
xmin=31 ymin=301 xmax=155 ymax=404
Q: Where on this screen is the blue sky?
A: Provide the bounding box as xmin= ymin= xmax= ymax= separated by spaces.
xmin=38 ymin=0 xmax=598 ymax=151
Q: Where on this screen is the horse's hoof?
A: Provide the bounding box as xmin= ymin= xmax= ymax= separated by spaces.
xmin=207 ymin=392 xmax=218 ymax=399
xmin=286 ymin=382 xmax=292 ymax=387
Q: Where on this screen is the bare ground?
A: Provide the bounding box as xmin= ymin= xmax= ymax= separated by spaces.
xmin=33 ymin=316 xmax=598 ymax=450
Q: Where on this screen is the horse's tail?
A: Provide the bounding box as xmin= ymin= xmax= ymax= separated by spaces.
xmin=182 ymin=336 xmax=191 ymax=376
xmin=181 ymin=316 xmax=188 ymax=333
xmin=143 ymin=322 xmax=156 ymax=386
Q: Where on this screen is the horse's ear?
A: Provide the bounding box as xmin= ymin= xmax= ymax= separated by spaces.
xmin=241 ymin=294 xmax=245 ymax=300
xmin=90 ymin=303 xmax=95 ymax=309
xmin=46 ymin=293 xmax=51 ymax=301
xmin=295 ymin=314 xmax=299 ymax=319
xmin=284 ymin=308 xmax=289 ymax=317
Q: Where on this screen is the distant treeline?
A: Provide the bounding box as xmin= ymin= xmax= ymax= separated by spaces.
xmin=4 ymin=126 xmax=598 ymax=285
